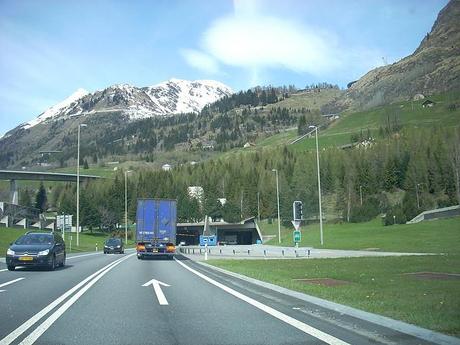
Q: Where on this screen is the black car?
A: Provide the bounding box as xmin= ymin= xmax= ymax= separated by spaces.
xmin=103 ymin=238 xmax=124 ymax=254
xmin=6 ymin=231 xmax=66 ymax=271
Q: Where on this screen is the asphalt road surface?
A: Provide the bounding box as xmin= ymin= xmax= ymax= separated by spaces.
xmin=0 ymin=251 xmax=446 ymax=345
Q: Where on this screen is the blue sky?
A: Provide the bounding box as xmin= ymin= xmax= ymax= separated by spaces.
xmin=0 ymin=0 xmax=448 ymax=135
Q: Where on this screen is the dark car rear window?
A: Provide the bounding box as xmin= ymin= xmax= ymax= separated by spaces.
xmin=15 ymin=234 xmax=53 ymax=245
xmin=106 ymin=238 xmax=121 ymax=245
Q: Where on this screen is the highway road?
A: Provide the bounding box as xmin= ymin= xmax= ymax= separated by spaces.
xmin=0 ymin=251 xmax=450 ymax=345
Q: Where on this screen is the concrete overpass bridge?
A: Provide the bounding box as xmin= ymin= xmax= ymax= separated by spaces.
xmin=0 ymin=170 xmax=102 ymax=205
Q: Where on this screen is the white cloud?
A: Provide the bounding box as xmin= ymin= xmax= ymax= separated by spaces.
xmin=182 ymin=1 xmax=383 ymax=83
xmin=180 ymin=49 xmax=220 ymax=74
xmin=202 ymin=15 xmax=341 ymax=75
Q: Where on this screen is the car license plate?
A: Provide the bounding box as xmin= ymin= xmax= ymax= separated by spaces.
xmin=152 ymin=249 xmax=158 ymax=253
xmin=19 ymin=256 xmax=33 ymax=261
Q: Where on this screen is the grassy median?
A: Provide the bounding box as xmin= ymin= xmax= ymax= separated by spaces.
xmin=210 ymin=217 xmax=460 ymax=336
xmin=260 ymin=217 xmax=460 ymax=254
xmin=208 ymin=255 xmax=460 ymax=336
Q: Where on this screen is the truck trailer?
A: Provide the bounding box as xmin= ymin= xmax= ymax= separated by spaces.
xmin=136 ymin=199 xmax=177 ymax=259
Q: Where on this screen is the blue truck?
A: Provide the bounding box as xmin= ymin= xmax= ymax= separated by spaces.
xmin=135 ymin=199 xmax=177 ymax=260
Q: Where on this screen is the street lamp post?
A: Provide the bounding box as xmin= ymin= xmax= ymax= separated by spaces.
xmin=272 ymin=169 xmax=281 ymax=244
xmin=76 ymin=123 xmax=87 ymax=247
xmin=309 ymin=125 xmax=324 ymax=245
xmin=257 ymin=191 xmax=260 ymax=222
xmin=125 ymin=170 xmax=133 ymax=245
xmin=415 ymin=183 xmax=421 ymax=209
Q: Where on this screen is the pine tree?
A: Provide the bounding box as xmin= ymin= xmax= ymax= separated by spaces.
xmin=35 ymin=182 xmax=47 ymax=213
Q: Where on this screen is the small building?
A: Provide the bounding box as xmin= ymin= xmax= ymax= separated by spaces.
xmin=201 ymin=140 xmax=216 ymax=150
xmin=413 ymin=93 xmax=425 ymax=101
xmin=162 ymin=164 xmax=172 ymax=171
xmin=422 ymin=99 xmax=435 ymax=108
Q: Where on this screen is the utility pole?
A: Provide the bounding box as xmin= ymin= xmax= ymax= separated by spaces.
xmin=257 ymin=191 xmax=260 ymax=222
xmin=309 ymin=125 xmax=324 ymax=245
xmin=416 ymin=183 xmax=421 ymax=209
xmin=125 ymin=170 xmax=132 ymax=244
xmin=76 ymin=123 xmax=87 ymax=247
xmin=360 ymin=185 xmax=363 ymax=206
xmin=240 ymin=190 xmax=243 ymax=219
xmin=272 ymin=169 xmax=281 ymax=244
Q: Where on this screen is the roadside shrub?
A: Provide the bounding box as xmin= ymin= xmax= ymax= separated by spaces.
xmin=349 ymin=196 xmax=381 ymax=222
xmin=383 ymin=205 xmax=406 ymax=225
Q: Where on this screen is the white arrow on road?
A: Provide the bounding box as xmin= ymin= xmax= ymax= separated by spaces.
xmin=142 ymin=278 xmax=170 ymax=305
xmin=0 ymin=277 xmax=25 ymax=292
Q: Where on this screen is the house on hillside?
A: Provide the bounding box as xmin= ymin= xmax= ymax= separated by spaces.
xmin=422 ymin=99 xmax=435 ymax=108
xmin=201 ymin=140 xmax=216 ymax=150
xmin=413 ymin=93 xmax=425 ymax=101
xmin=162 ymin=163 xmax=172 ymax=171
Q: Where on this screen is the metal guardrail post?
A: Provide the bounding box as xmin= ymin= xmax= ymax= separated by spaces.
xmin=233 ymin=249 xmax=235 ymax=255
xmin=307 ymin=249 xmax=310 ymax=257
xmin=220 ymin=249 xmax=222 ymax=254
xmin=282 ymin=249 xmax=285 ymax=257
xmin=264 ymin=250 xmax=266 ymax=257
xmin=248 ymin=249 xmax=250 ymax=255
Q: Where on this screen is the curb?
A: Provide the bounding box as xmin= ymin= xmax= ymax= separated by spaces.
xmin=196 ymin=261 xmax=460 ymax=345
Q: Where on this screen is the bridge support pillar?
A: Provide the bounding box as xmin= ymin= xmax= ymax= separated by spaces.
xmin=10 ymin=179 xmax=18 ymax=205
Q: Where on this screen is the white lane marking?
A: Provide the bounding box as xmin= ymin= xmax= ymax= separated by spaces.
xmin=142 ymin=278 xmax=170 ymax=305
xmin=174 ymin=258 xmax=350 ymax=345
xmin=0 ymin=255 xmax=128 ymax=345
xmin=19 ymin=254 xmax=135 ymax=345
xmin=0 ymin=278 xmax=25 ymax=289
xmin=0 ymin=269 xmax=8 ymax=273
xmin=67 ymin=253 xmax=101 ymax=260
xmin=67 ymin=248 xmax=135 ymax=260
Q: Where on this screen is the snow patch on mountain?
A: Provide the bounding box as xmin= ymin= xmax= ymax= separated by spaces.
xmin=23 ymin=88 xmax=89 ymax=129
xmin=21 ymin=79 xmax=232 ymax=129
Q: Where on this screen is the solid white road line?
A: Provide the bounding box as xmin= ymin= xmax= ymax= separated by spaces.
xmin=67 ymin=253 xmax=102 ymax=260
xmin=67 ymin=248 xmax=136 ymax=260
xmin=19 ymin=253 xmax=135 ymax=345
xmin=0 ymin=269 xmax=8 ymax=273
xmin=174 ymin=258 xmax=351 ymax=345
xmin=0 ymin=255 xmax=129 ymax=345
xmin=0 ymin=278 xmax=25 ymax=291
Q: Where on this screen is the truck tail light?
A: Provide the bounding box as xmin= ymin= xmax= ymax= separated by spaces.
xmin=166 ymin=243 xmax=175 ymax=253
xmin=137 ymin=244 xmax=145 ymax=251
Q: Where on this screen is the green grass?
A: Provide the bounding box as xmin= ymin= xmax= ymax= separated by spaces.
xmin=217 ymin=216 xmax=460 ymax=334
xmin=208 ymin=255 xmax=460 ymax=336
xmin=290 ymin=93 xmax=460 ymax=151
xmin=52 ymin=166 xmax=116 ymax=178
xmin=0 ymin=227 xmax=136 ymax=256
xmin=266 ymin=89 xmax=343 ymax=110
xmin=259 ymin=217 xmax=460 ymax=255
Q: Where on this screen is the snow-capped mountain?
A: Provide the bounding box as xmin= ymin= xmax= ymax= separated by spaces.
xmin=22 ymin=79 xmax=233 ymax=129
xmin=23 ymin=88 xmax=89 ymax=129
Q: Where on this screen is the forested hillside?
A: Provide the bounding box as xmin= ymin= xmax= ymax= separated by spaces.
xmin=36 ymin=123 xmax=459 ymax=230
xmin=0 ymin=85 xmax=339 ymax=169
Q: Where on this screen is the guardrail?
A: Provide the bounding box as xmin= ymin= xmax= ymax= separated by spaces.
xmin=178 ymin=246 xmax=312 ymax=258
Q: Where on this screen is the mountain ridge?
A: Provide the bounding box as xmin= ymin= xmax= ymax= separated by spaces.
xmin=19 ymin=78 xmax=233 ymax=131
xmin=326 ymin=0 xmax=460 ymax=112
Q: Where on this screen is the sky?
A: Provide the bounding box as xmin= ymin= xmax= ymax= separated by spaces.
xmin=0 ymin=0 xmax=449 ymax=136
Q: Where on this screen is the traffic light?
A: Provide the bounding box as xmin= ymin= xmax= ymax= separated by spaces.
xmin=293 ymin=201 xmax=303 ymax=221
